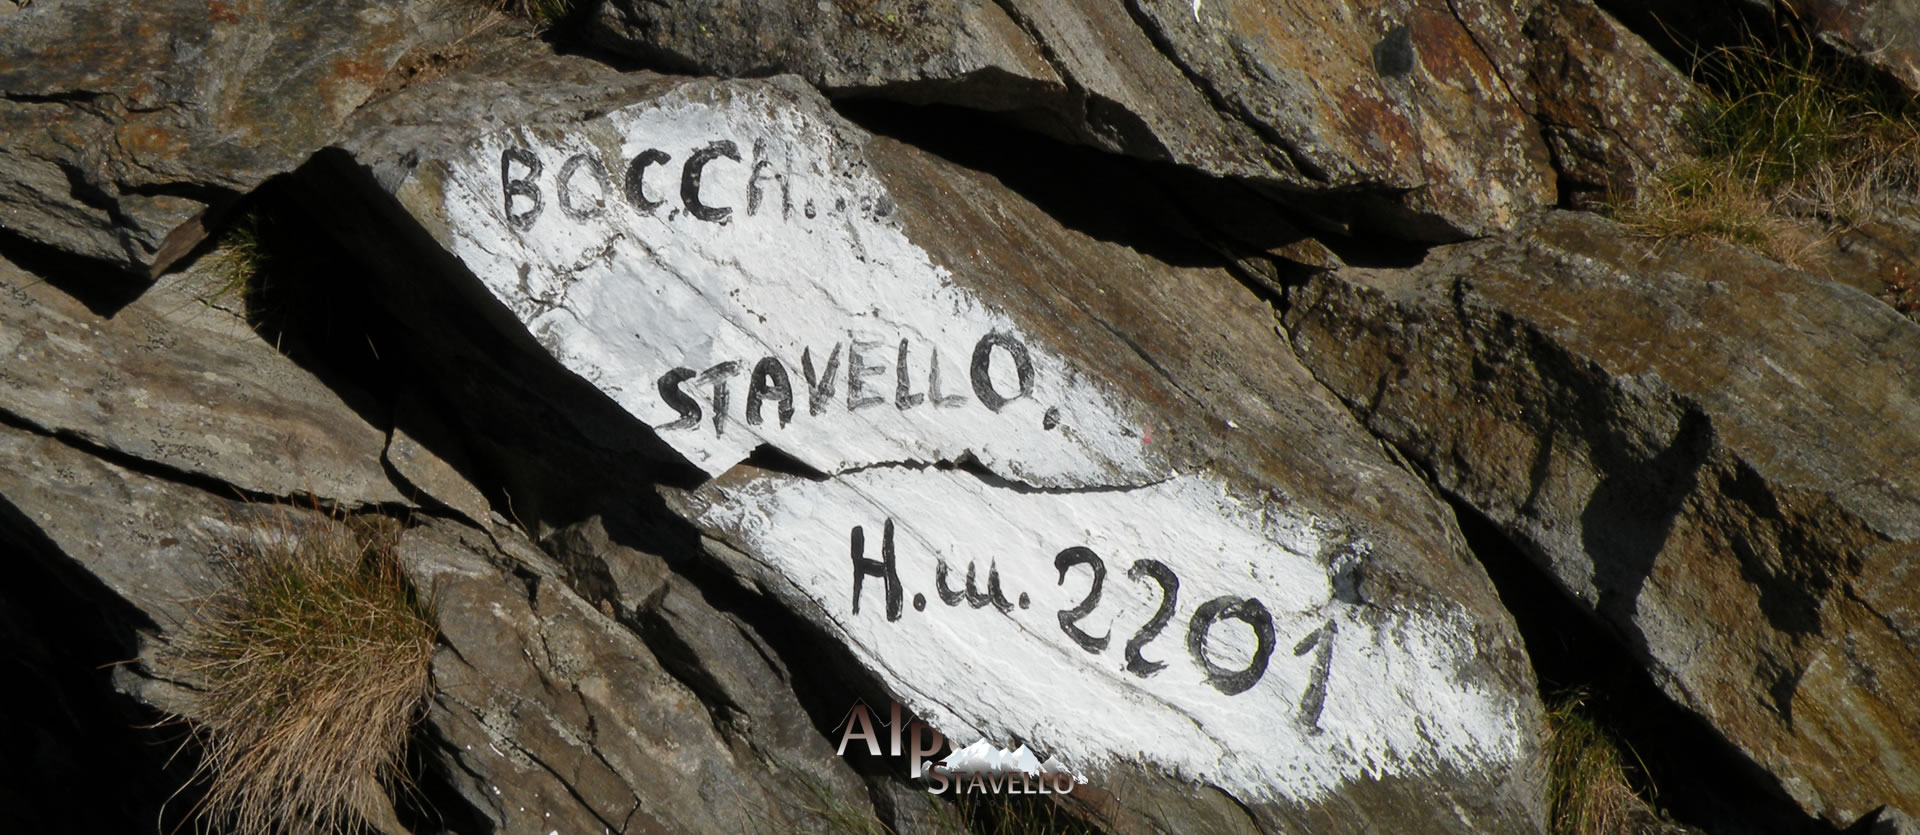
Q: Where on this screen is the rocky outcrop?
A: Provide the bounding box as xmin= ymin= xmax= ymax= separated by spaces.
xmin=0 ymin=0 xmax=473 ymax=275
xmin=402 ymin=516 xmax=878 ymax=834
xmin=0 ymin=333 xmax=896 ymax=830
xmin=1284 ymin=210 xmax=1920 ymax=827
xmin=10 ymin=0 xmax=1920 ymax=831
xmin=298 ymin=39 xmax=1550 ymax=833
xmin=1101 ymin=0 xmax=1555 ymax=237
xmin=591 ymin=0 xmax=1558 ymax=239
xmin=590 ymin=0 xmax=1065 ymax=109
xmin=0 ymin=247 xmax=408 ymax=506
xmin=1523 ymin=0 xmax=1700 ymax=207
xmin=0 ymin=416 xmax=234 ymax=637
xmin=1598 ymin=0 xmax=1920 ymax=103
xmin=1783 ymin=0 xmax=1920 ymax=95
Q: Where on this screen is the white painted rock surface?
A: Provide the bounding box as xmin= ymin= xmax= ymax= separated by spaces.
xmin=324 ymin=44 xmax=1548 ymax=833
xmin=681 ymin=467 xmax=1523 ymax=806
xmin=432 ymin=84 xmax=1159 ymax=488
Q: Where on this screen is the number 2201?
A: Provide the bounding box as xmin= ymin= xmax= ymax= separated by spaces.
xmin=1054 ymin=547 xmax=1336 ymax=725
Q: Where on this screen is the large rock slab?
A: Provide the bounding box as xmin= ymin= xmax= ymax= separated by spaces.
xmin=590 ymin=0 xmax=1557 ymax=238
xmin=1108 ymin=0 xmax=1554 ymax=236
xmin=1600 ymin=0 xmax=1920 ymax=100
xmin=0 ymin=422 xmax=233 ymax=635
xmin=1283 ymin=210 xmax=1920 ymax=826
xmin=0 ymin=0 xmax=468 ymax=273
xmin=1522 ymin=0 xmax=1700 ymax=207
xmin=312 ymin=42 xmax=1549 ymax=831
xmin=0 ymin=409 xmax=877 ymax=832
xmin=590 ymin=0 xmax=1065 ymax=110
xmin=1783 ymin=0 xmax=1920 ymax=96
xmin=399 ymin=516 xmax=877 ymax=834
xmin=0 ymin=249 xmax=408 ymax=506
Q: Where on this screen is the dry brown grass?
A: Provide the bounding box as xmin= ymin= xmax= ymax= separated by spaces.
xmin=1615 ymin=159 xmax=1827 ymax=266
xmin=168 ymin=510 xmax=435 ymax=834
xmin=194 ymin=214 xmax=268 ymax=313
xmin=1615 ymin=24 xmax=1920 ymax=266
xmin=1544 ymin=692 xmax=1646 ymax=835
xmin=496 ymin=0 xmax=573 ymax=28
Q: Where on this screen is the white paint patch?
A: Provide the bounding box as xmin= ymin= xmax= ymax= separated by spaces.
xmin=684 ymin=469 xmax=1523 ymax=803
xmin=424 ymin=81 xmax=1159 ymax=488
xmin=407 ymin=78 xmax=1523 ymax=804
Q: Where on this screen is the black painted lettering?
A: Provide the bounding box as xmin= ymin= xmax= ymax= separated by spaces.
xmin=1053 ymin=546 xmax=1110 ymax=653
xmin=1291 ymin=619 xmax=1338 ymax=729
xmin=847 ymin=339 xmax=886 ymax=411
xmin=970 ymin=331 xmax=1034 ymax=412
xmin=803 ymin=344 xmax=842 ymax=416
xmin=983 ymin=564 xmax=1014 ymax=612
xmin=927 ymin=347 xmax=968 ymax=408
xmin=1123 ymin=559 xmax=1178 ymax=677
xmin=849 ymin=520 xmax=904 ymax=621
xmin=657 ymin=367 xmax=701 ymax=431
xmin=696 ymin=361 xmax=742 ymax=437
xmin=556 ymin=153 xmax=609 ymax=221
xmin=935 ymin=559 xmax=966 ymax=607
xmin=894 ymin=340 xmax=925 ymax=410
xmin=747 ymin=138 xmax=786 ymax=217
xmin=934 ymin=560 xmax=1012 ymax=612
xmin=1187 ymin=596 xmax=1277 ymax=696
xmin=502 ymin=147 xmax=543 ymax=231
xmin=623 ymin=148 xmax=671 ymax=214
xmin=745 ymin=356 xmax=795 ymax=428
xmin=682 ymin=140 xmax=741 ymax=223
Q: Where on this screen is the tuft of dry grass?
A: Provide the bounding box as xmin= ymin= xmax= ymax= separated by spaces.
xmin=1615 ymin=23 xmax=1920 ymax=264
xmin=1691 ymin=31 xmax=1920 ymax=200
xmin=1614 ymin=159 xmax=1825 ymax=266
xmin=1543 ymin=692 xmax=1646 ymax=835
xmin=941 ymin=789 xmax=1107 ymax=835
xmin=790 ymin=777 xmax=894 ymax=835
xmin=168 ymin=510 xmax=436 ymax=834
xmin=496 ymin=0 xmax=574 ymax=29
xmin=196 ymin=214 xmax=269 ymax=313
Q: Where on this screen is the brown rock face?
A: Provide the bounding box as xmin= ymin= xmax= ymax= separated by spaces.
xmin=591 ymin=0 xmax=1559 ymax=238
xmin=1523 ymin=0 xmax=1701 ymax=207
xmin=401 ymin=517 xmax=877 ymax=834
xmin=1785 ymin=0 xmax=1920 ymax=95
xmin=591 ymin=0 xmax=1066 ymax=108
xmin=28 ymin=0 xmax=1920 ymax=828
xmin=1112 ymin=0 xmax=1554 ymax=236
xmin=0 ymin=0 xmax=469 ymax=274
xmin=0 ymin=400 xmax=880 ymax=831
xmin=296 ymin=39 xmax=1550 ymax=833
xmin=0 ymin=248 xmax=407 ymax=506
xmin=1284 ymin=210 xmax=1920 ymax=826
